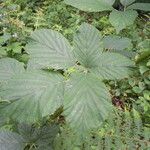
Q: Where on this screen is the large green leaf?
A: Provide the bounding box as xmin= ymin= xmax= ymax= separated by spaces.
xmin=64 ymin=73 xmax=112 ymax=133
xmin=127 ymin=3 xmax=150 ymax=11
xmin=0 ymin=70 xmax=64 ymax=122
xmin=26 ymin=29 xmax=75 ymax=70
xmin=73 ymin=23 xmax=134 ymax=79
xmin=120 ymin=0 xmax=136 ymax=6
xmin=0 ymin=58 xmax=25 ymax=83
xmin=90 ymin=52 xmax=134 ymax=79
xmin=109 ymin=10 xmax=138 ymax=33
xmin=0 ymin=131 xmax=25 ymax=150
xmin=73 ymin=23 xmax=103 ymax=68
xmin=64 ymin=0 xmax=115 ymax=12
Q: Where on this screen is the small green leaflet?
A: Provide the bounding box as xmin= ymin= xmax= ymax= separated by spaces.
xmin=109 ymin=10 xmax=138 ymax=33
xmin=64 ymin=0 xmax=115 ymax=12
xmin=64 ymin=73 xmax=112 ymax=134
xmin=26 ymin=29 xmax=75 ymax=70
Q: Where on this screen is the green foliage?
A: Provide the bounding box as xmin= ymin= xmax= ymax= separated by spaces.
xmin=54 ymin=109 xmax=150 ymax=150
xmin=64 ymin=0 xmax=115 ymax=12
xmin=0 ymin=0 xmax=149 ymax=149
xmin=0 ymin=23 xmax=133 ymax=135
xmin=0 ymin=131 xmax=25 ymax=150
xmin=128 ymin=2 xmax=150 ymax=11
xmin=0 ymin=123 xmax=59 ymax=150
xmin=120 ymin=0 xmax=136 ymax=6
xmin=0 ymin=69 xmax=64 ymax=123
xmin=103 ymin=35 xmax=135 ymax=57
xmin=103 ymin=35 xmax=133 ymax=51
xmin=134 ymin=40 xmax=150 ymax=126
xmin=109 ymin=10 xmax=138 ymax=33
xmin=64 ymin=0 xmax=150 ymax=33
xmin=0 ymin=58 xmax=25 ymax=82
xmin=97 ymin=109 xmax=150 ymax=150
xmin=64 ymin=73 xmax=112 ymax=134
xmin=1 ymin=109 xmax=149 ymax=150
xmin=26 ymin=29 xmax=75 ymax=70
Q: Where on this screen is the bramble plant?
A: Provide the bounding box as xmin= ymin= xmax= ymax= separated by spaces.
xmin=0 ymin=0 xmax=150 ymax=149
xmin=0 ymin=23 xmax=133 ymax=135
xmin=64 ymin=0 xmax=150 ymax=33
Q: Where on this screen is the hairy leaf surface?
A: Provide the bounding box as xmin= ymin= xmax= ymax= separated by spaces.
xmin=103 ymin=35 xmax=135 ymax=57
xmin=0 ymin=131 xmax=25 ymax=150
xmin=64 ymin=73 xmax=112 ymax=133
xmin=90 ymin=52 xmax=134 ymax=79
xmin=73 ymin=23 xmax=103 ymax=68
xmin=73 ymin=24 xmax=134 ymax=79
xmin=0 ymin=23 xmax=135 ymax=137
xmin=0 ymin=123 xmax=59 ymax=150
xmin=0 ymin=58 xmax=24 ymax=83
xmin=0 ymin=71 xmax=64 ymax=122
xmin=26 ymin=29 xmax=75 ymax=70
xmin=103 ymin=35 xmax=132 ymax=50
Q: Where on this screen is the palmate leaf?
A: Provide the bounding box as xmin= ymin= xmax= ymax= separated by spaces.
xmin=64 ymin=73 xmax=112 ymax=134
xmin=74 ymin=23 xmax=134 ymax=79
xmin=0 ymin=58 xmax=25 ymax=83
xmin=0 ymin=23 xmax=134 ymax=137
xmin=0 ymin=131 xmax=25 ymax=150
xmin=127 ymin=3 xmax=150 ymax=11
xmin=64 ymin=0 xmax=115 ymax=12
xmin=109 ymin=10 xmax=138 ymax=33
xmin=26 ymin=29 xmax=75 ymax=70
xmin=0 ymin=70 xmax=64 ymax=122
